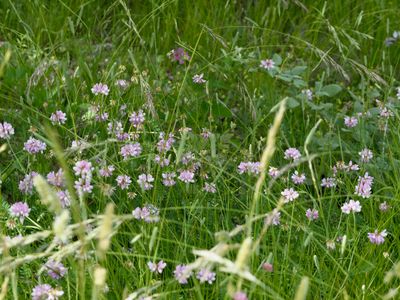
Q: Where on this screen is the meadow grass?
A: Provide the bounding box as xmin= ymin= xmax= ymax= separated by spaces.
xmin=0 ymin=0 xmax=400 ymax=299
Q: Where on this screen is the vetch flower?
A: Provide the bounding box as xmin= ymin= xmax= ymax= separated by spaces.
xmin=47 ymin=169 xmax=65 ymax=187
xmin=281 ymin=188 xmax=299 ymax=203
xmin=305 ymin=208 xmax=319 ymax=221
xmin=91 ymin=83 xmax=109 ymax=96
xmin=120 ymin=143 xmax=142 ymax=159
xmin=32 ymin=284 xmax=64 ymax=300
xmin=0 ymin=122 xmax=14 ymax=139
xmin=24 ymin=137 xmax=46 ymax=154
xmin=174 ymin=264 xmax=192 ymax=284
xmin=260 ymin=59 xmax=275 ymax=70
xmin=321 ymin=177 xmax=336 ymax=188
xmin=129 ymin=110 xmax=145 ymax=128
xmin=19 ymin=171 xmax=38 ymax=194
xmin=203 ymin=182 xmax=216 ymax=193
xmin=359 ymin=148 xmax=373 ymax=163
xmin=233 ymin=291 xmax=248 ymax=300
xmin=284 ymin=148 xmax=301 ymax=160
xmin=196 ymin=268 xmax=216 ymax=284
xmin=73 ymin=161 xmax=93 ymax=178
xmin=368 ymin=229 xmax=387 ymax=245
xmin=268 ymin=166 xmax=279 ymax=178
xmin=168 ymin=48 xmax=190 ymax=64
xmin=192 ymin=73 xmax=206 ymax=84
xmin=99 ymin=165 xmax=115 ymax=177
xmin=355 ymin=173 xmax=373 ymax=198
xmin=132 ymin=205 xmax=160 ymax=223
xmin=156 ymin=132 xmax=175 ymax=153
xmin=162 ymin=172 xmax=176 ymax=187
xmin=137 ymin=174 xmax=154 ymax=190
xmin=344 ymin=116 xmax=358 ymax=128
xmin=271 ymin=211 xmax=281 ymax=226
xmin=57 ymin=190 xmax=71 ymax=208
xmin=302 ymin=89 xmax=313 ymax=101
xmin=116 ymin=175 xmax=131 ymax=190
xmin=379 ymin=201 xmax=390 ymax=212
xmin=45 ymin=260 xmax=67 ymax=279
xmin=178 ymin=170 xmax=195 ymax=183
xmin=50 ymin=110 xmax=67 ymax=125
xmin=291 ymin=171 xmax=306 ymax=184
xmin=10 ymin=202 xmax=30 ymax=222
xmin=262 ymin=262 xmax=274 ymax=272
xmin=237 ymin=162 xmax=261 ymax=175
xmin=341 ymin=200 xmax=362 ymax=214
xmin=147 ymin=260 xmax=167 ymax=274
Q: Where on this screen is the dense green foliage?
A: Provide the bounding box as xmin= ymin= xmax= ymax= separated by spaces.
xmin=1 ymin=1 xmax=400 ymax=299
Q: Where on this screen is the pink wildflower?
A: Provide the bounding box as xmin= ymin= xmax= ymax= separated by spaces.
xmin=116 ymin=175 xmax=131 ymax=190
xmin=50 ymin=110 xmax=67 ymax=125
xmin=24 ymin=137 xmax=46 ymax=154
xmin=281 ymin=188 xmax=299 ymax=203
xmin=368 ymin=229 xmax=387 ymax=245
xmin=260 ymin=59 xmax=275 ymax=70
xmin=0 ymin=122 xmax=14 ymax=139
xmin=10 ymin=202 xmax=30 ymax=222
xmin=91 ymin=83 xmax=109 ymax=96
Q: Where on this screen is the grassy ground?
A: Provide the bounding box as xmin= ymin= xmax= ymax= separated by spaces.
xmin=1 ymin=0 xmax=400 ymax=299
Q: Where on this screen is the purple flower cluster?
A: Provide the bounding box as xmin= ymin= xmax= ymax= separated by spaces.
xmin=168 ymin=47 xmax=190 ymax=64
xmin=147 ymin=260 xmax=167 ymax=274
xmin=354 ymin=172 xmax=373 ymax=198
xmin=129 ymin=109 xmax=145 ymax=128
xmin=305 ymin=208 xmax=319 ymax=221
xmin=291 ymin=171 xmax=306 ymax=184
xmin=173 ymin=264 xmax=192 ymax=284
xmin=178 ymin=170 xmax=195 ymax=183
xmin=0 ymin=121 xmax=14 ymax=139
xmin=24 ymin=137 xmax=46 ymax=154
xmin=344 ymin=116 xmax=358 ymax=128
xmin=237 ymin=161 xmax=261 ymax=175
xmin=203 ymin=182 xmax=216 ymax=193
xmin=91 ymin=83 xmax=109 ymax=96
xmin=73 ymin=160 xmax=94 ymax=196
xmin=120 ymin=143 xmax=142 ymax=159
xmin=162 ymin=172 xmax=176 ymax=187
xmin=284 ymin=148 xmax=301 ymax=160
xmin=368 ymin=229 xmax=387 ymax=245
xmin=47 ymin=169 xmax=65 ymax=188
xmin=19 ymin=171 xmax=38 ymax=194
xmin=137 ymin=173 xmax=154 ymax=190
xmin=192 ymin=73 xmax=206 ymax=84
xmin=196 ymin=268 xmax=216 ymax=284
xmin=50 ymin=110 xmax=67 ymax=125
xmin=116 ymin=174 xmax=131 ymax=190
xmin=260 ymin=59 xmax=275 ymax=70
xmin=341 ymin=200 xmax=361 ymax=214
xmin=321 ymin=177 xmax=336 ymax=188
xmin=99 ymin=165 xmax=115 ymax=177
xmin=9 ymin=202 xmax=30 ymax=222
xmin=32 ymin=284 xmax=64 ymax=300
xmin=57 ymin=190 xmax=71 ymax=208
xmin=281 ymin=188 xmax=299 ymax=203
xmin=132 ymin=205 xmax=160 ymax=223
xmin=359 ymin=148 xmax=373 ymax=163
xmin=45 ymin=260 xmax=67 ymax=279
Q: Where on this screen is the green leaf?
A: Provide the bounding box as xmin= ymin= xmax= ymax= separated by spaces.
xmin=320 ymin=84 xmax=342 ymax=97
xmin=287 ymin=97 xmax=300 ymax=108
xmin=290 ymin=66 xmax=307 ymax=75
xmin=272 ymin=53 xmax=282 ymax=65
xmin=212 ymin=101 xmax=232 ymax=117
xmin=293 ymin=79 xmax=307 ymax=88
